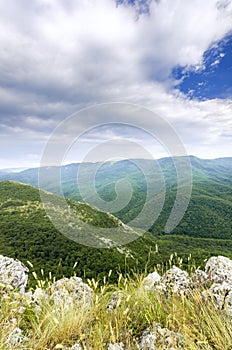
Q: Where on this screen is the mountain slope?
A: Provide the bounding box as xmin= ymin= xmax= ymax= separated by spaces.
xmin=0 ymin=181 xmax=232 ymax=285
xmin=1 ymin=157 xmax=232 ymax=239
xmin=0 ymin=181 xmax=142 ymax=284
xmin=0 ymin=181 xmax=163 ymax=283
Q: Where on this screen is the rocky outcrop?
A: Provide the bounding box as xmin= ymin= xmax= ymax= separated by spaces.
xmin=25 ymin=277 xmax=93 ymax=312
xmin=204 ymin=256 xmax=232 ymax=316
xmin=107 ymin=291 xmax=125 ymax=311
xmin=2 ymin=254 xmax=232 ymax=349
xmin=24 ymin=276 xmax=93 ymax=313
xmin=191 ymin=269 xmax=209 ymax=287
xmin=6 ymin=327 xmax=27 ymax=346
xmin=140 ymin=255 xmax=232 ymax=316
xmin=142 ymin=271 xmax=161 ymax=290
xmin=108 ymin=343 xmax=125 ymax=350
xmin=159 ymin=266 xmax=191 ymax=295
xmin=139 ymin=325 xmax=184 ymax=350
xmin=52 ymin=276 xmax=93 ymax=306
xmin=143 ymin=266 xmax=191 ymax=295
xmin=3 ymin=254 xmax=232 ymax=307
xmin=0 ymin=255 xmax=28 ymax=293
xmin=205 ymin=256 xmax=232 ymax=283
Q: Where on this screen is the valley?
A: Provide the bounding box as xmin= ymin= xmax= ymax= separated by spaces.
xmin=0 ymin=156 xmax=231 ymax=285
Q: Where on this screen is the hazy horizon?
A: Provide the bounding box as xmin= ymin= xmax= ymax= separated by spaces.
xmin=1 ymin=154 xmax=232 ymax=172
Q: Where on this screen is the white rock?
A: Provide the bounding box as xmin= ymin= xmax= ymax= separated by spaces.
xmin=225 ymin=291 xmax=232 ymax=316
xmin=27 ymin=287 xmax=49 ymax=311
xmin=139 ymin=326 xmax=184 ymax=350
xmin=108 ymin=342 xmax=124 ymax=350
xmin=52 ymin=276 xmax=93 ymax=306
xmin=205 ymin=256 xmax=232 ymax=284
xmin=6 ymin=327 xmax=27 ymax=346
xmin=199 ymin=256 xmax=232 ymax=316
xmin=160 ymin=266 xmax=191 ymax=294
xmin=107 ymin=292 xmax=125 ymax=311
xmin=139 ymin=328 xmax=156 ymax=350
xmin=143 ymin=271 xmax=161 ymax=290
xmin=191 ymin=269 xmax=209 ymax=286
xmin=69 ymin=344 xmax=82 ymax=350
xmin=210 ymin=281 xmax=231 ymax=306
xmin=0 ymin=255 xmax=28 ymax=293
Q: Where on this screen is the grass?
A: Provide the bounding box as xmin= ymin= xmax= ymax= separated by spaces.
xmin=1 ymin=260 xmax=232 ymax=350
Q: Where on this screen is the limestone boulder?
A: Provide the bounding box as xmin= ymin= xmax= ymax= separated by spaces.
xmin=0 ymin=255 xmax=28 ymax=293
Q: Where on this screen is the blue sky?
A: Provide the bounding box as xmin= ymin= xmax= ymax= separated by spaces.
xmin=0 ymin=0 xmax=231 ymax=168
xmin=173 ymin=34 xmax=232 ymax=100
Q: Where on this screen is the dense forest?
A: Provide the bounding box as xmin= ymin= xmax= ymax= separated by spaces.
xmin=0 ymin=166 xmax=232 ymax=286
xmin=1 ymin=156 xmax=231 ymax=237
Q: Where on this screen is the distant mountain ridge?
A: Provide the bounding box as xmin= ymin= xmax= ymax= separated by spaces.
xmin=1 ymin=156 xmax=232 ymax=189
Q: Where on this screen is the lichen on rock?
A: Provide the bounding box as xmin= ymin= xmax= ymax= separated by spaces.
xmin=0 ymin=255 xmax=28 ymax=293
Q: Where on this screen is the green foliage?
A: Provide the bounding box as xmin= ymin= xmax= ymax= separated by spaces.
xmin=0 ymin=181 xmax=136 ymax=285
xmin=0 ymin=154 xmax=232 ymax=287
xmin=1 ymin=157 xmax=232 ymax=239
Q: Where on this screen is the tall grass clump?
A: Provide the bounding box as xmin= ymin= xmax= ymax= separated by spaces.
xmin=0 ymin=256 xmax=232 ymax=349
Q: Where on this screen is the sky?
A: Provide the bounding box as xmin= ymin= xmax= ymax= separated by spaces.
xmin=0 ymin=0 xmax=232 ymax=168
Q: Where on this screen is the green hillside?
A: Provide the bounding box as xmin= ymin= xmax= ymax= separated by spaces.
xmin=0 ymin=181 xmax=143 ymax=284
xmin=0 ymin=157 xmax=232 ymax=273
xmin=1 ymin=180 xmax=232 ymax=287
xmin=1 ymin=157 xmax=232 ymax=238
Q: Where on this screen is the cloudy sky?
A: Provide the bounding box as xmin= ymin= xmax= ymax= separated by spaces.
xmin=0 ymin=0 xmax=232 ymax=168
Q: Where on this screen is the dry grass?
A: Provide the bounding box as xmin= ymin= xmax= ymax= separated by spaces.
xmin=1 ymin=263 xmax=232 ymax=350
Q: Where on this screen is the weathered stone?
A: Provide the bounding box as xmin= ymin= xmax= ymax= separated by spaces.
xmin=191 ymin=269 xmax=209 ymax=286
xmin=24 ymin=288 xmax=49 ymax=312
xmin=107 ymin=292 xmax=125 ymax=311
xmin=225 ymin=291 xmax=232 ymax=316
xmin=160 ymin=266 xmax=191 ymax=295
xmin=143 ymin=271 xmax=161 ymax=290
xmin=52 ymin=276 xmax=93 ymax=306
xmin=205 ymin=256 xmax=232 ymax=284
xmin=202 ymin=256 xmax=232 ymax=315
xmin=139 ymin=325 xmax=184 ymax=350
xmin=6 ymin=327 xmax=27 ymax=346
xmin=209 ymin=281 xmax=232 ymax=309
xmin=139 ymin=328 xmax=156 ymax=350
xmin=108 ymin=342 xmax=125 ymax=350
xmin=69 ymin=344 xmax=83 ymax=350
xmin=0 ymin=255 xmax=28 ymax=293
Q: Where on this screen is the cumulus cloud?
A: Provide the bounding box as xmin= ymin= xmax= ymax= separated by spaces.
xmin=0 ymin=0 xmax=231 ymax=167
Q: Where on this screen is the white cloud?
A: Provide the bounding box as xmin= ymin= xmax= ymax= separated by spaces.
xmin=0 ymin=0 xmax=231 ymax=167
xmin=211 ymin=59 xmax=220 ymax=66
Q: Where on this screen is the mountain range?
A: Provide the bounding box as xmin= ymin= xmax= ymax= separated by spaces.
xmin=0 ymin=156 xmax=231 ymax=284
xmin=1 ymin=156 xmax=232 ymax=237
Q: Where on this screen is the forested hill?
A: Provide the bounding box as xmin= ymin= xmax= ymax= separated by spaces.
xmin=0 ymin=156 xmax=232 ymax=239
xmin=0 ymin=181 xmax=144 ymax=284
xmin=1 ymin=156 xmax=232 ymax=189
xmin=0 ymin=180 xmax=232 ymax=285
